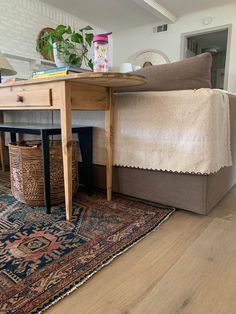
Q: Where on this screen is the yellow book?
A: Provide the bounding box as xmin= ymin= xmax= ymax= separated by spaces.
xmin=32 ymin=66 xmax=89 ymax=79
xmin=32 ymin=67 xmax=68 ymax=79
xmin=32 ymin=70 xmax=67 ymax=79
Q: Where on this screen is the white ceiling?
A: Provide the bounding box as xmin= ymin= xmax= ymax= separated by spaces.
xmin=41 ymin=0 xmax=161 ymax=30
xmin=156 ymin=0 xmax=236 ymax=17
xmin=41 ymin=0 xmax=236 ymax=31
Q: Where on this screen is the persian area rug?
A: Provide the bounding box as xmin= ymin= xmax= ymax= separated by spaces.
xmin=0 ymin=172 xmax=174 ymax=313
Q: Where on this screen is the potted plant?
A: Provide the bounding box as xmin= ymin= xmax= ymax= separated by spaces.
xmin=36 ymin=24 xmax=94 ymax=70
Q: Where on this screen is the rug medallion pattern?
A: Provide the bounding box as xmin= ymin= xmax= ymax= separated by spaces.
xmin=0 ymin=174 xmax=174 ymax=313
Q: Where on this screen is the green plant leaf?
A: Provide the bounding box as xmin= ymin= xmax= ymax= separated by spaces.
xmin=76 ymin=56 xmax=82 ymax=67
xmin=48 ymin=35 xmax=54 ymax=47
xmin=63 ymin=49 xmax=70 ymax=56
xmin=43 ymin=44 xmax=53 ymax=58
xmin=85 ymin=33 xmax=93 ymax=47
xmin=71 ymin=33 xmax=83 ymax=44
xmin=63 ymin=42 xmax=69 ymax=50
xmin=88 ymin=59 xmax=93 ymax=70
xmin=56 ymin=42 xmax=64 ymax=53
xmin=66 ymin=26 xmax=72 ymax=34
xmin=80 ymin=25 xmax=93 ymax=32
xmin=68 ymin=54 xmax=82 ymax=67
xmin=55 ymin=24 xmax=67 ymax=35
xmin=69 ymin=54 xmax=78 ymax=64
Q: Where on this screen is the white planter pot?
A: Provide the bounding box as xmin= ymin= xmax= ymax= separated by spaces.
xmin=53 ymin=43 xmax=67 ymax=67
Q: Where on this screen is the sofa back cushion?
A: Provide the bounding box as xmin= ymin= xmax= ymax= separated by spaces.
xmin=116 ymin=53 xmax=212 ymax=92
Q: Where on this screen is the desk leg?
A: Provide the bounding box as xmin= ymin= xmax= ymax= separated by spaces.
xmin=0 ymin=132 xmax=5 ymax=172
xmin=61 ymin=84 xmax=73 ymax=221
xmin=78 ymin=128 xmax=93 ymax=194
xmin=10 ymin=132 xmax=17 ymax=143
xmin=0 ymin=112 xmax=5 ymax=172
xmin=41 ymin=130 xmax=51 ymax=214
xmin=105 ymin=88 xmax=113 ymax=201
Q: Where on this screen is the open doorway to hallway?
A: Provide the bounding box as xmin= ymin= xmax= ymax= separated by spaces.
xmin=181 ymin=26 xmax=231 ymax=90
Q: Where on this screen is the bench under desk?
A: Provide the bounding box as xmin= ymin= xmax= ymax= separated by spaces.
xmin=0 ymin=123 xmax=93 ymax=214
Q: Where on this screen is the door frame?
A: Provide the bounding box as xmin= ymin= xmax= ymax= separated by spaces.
xmin=180 ymin=24 xmax=232 ymax=90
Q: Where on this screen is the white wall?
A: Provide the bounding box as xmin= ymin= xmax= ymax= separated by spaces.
xmin=0 ymin=0 xmax=107 ymax=78
xmin=113 ymin=3 xmax=236 ymax=92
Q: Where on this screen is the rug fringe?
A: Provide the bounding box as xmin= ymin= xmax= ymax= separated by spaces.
xmin=35 ymin=209 xmax=175 ymax=314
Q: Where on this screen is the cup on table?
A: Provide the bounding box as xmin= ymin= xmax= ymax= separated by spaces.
xmin=119 ymin=63 xmax=133 ymax=73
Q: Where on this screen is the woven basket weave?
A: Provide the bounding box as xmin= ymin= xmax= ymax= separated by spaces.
xmin=8 ymin=141 xmax=78 ymax=206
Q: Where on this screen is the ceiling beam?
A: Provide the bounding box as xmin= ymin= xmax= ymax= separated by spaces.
xmin=133 ymin=0 xmax=177 ymax=23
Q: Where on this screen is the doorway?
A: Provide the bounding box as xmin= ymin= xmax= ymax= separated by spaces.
xmin=181 ymin=26 xmax=231 ymax=90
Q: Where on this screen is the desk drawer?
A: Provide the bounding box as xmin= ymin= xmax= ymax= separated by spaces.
xmin=0 ymin=87 xmax=52 ymax=108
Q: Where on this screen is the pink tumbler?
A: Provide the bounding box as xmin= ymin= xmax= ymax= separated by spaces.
xmin=93 ymin=32 xmax=112 ymax=72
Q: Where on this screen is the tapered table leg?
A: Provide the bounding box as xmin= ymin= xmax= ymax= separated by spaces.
xmin=61 ymin=83 xmax=73 ymax=221
xmin=105 ymin=88 xmax=113 ymax=201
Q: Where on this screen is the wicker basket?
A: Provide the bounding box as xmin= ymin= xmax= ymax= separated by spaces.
xmin=8 ymin=141 xmax=79 ymax=206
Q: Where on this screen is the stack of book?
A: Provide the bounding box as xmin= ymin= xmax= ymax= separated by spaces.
xmin=32 ymin=66 xmax=90 ymax=79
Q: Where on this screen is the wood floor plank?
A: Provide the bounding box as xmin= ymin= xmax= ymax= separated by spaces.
xmin=130 ymin=218 xmax=236 ymax=314
xmin=209 ymin=185 xmax=236 ymax=222
xmin=47 ymin=211 xmax=212 ymax=314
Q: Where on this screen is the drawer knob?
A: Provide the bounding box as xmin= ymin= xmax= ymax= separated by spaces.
xmin=16 ymin=95 xmax=24 ymax=103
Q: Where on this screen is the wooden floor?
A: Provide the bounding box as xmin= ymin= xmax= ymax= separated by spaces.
xmin=46 ymin=186 xmax=236 ymax=314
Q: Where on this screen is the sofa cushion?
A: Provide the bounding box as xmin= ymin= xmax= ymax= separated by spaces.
xmin=116 ymin=53 xmax=212 ymax=92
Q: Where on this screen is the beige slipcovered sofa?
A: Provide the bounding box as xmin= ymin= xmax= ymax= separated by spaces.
xmin=94 ymin=98 xmax=236 ymax=214
xmin=92 ymin=53 xmax=235 ymax=215
xmin=92 ymin=92 xmax=236 ymax=215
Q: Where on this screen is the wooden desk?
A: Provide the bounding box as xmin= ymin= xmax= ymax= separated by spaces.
xmin=0 ymin=73 xmax=146 ymax=220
